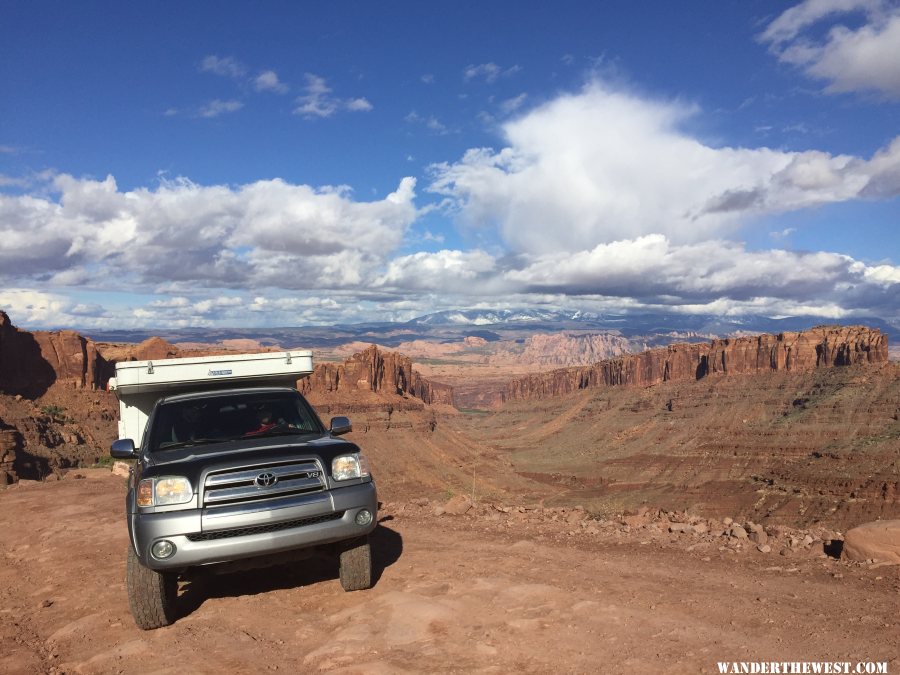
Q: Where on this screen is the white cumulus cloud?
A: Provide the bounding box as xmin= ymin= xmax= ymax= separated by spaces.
xmin=293 ymin=74 xmax=373 ymax=118
xmin=0 ymin=173 xmax=418 ymax=293
xmin=429 ymin=81 xmax=900 ymax=255
xmin=376 ymin=249 xmax=498 ymax=291
xmin=0 ymin=289 xmax=71 ymax=325
xmin=254 ymin=70 xmax=289 ymax=93
xmin=760 ymin=0 xmax=900 ymax=98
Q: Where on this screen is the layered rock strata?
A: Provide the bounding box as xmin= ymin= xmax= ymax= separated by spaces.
xmin=300 ymin=344 xmax=453 ymax=406
xmin=506 ymin=326 xmax=888 ymax=401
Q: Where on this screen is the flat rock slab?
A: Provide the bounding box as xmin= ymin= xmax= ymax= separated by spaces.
xmin=842 ymin=520 xmax=900 ymax=565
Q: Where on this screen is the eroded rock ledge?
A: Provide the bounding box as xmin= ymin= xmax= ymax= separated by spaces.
xmin=300 ymin=344 xmax=453 ymax=406
xmin=506 ymin=325 xmax=888 ymax=401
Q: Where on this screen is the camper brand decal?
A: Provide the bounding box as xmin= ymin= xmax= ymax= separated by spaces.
xmin=208 ymin=369 xmax=233 ymax=376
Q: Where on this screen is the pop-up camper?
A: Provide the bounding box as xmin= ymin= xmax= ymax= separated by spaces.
xmin=108 ymin=351 xmax=314 ymax=447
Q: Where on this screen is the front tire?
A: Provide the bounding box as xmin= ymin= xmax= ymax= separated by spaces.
xmin=126 ymin=545 xmax=177 ymax=630
xmin=339 ymin=535 xmax=372 ymax=591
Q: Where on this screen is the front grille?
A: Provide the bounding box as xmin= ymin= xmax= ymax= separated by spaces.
xmin=187 ymin=511 xmax=344 ymax=542
xmin=203 ymin=460 xmax=325 ymax=508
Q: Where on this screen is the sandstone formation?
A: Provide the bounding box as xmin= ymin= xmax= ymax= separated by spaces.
xmin=506 ymin=326 xmax=888 ymax=400
xmin=119 ymin=336 xmax=182 ymax=361
xmin=300 ymin=344 xmax=453 ymax=406
xmin=0 ymin=311 xmax=107 ymax=395
xmin=841 ymin=520 xmax=900 ymax=565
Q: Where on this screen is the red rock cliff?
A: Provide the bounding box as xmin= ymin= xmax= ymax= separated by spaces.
xmin=299 ymin=345 xmax=454 ymax=406
xmin=0 ymin=311 xmax=107 ymax=395
xmin=506 ymin=326 xmax=888 ymax=401
xmin=1 ymin=312 xmax=452 ymax=406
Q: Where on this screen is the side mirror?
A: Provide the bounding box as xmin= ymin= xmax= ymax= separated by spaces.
xmin=329 ymin=416 xmax=352 ymax=436
xmin=110 ymin=439 xmax=138 ymax=459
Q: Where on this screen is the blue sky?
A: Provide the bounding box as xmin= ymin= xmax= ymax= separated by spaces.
xmin=1 ymin=0 xmax=898 ymax=329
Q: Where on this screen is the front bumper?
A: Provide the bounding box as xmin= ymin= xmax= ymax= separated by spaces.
xmin=130 ymin=481 xmax=377 ymax=570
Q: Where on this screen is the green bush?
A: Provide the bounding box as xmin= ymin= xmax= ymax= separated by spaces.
xmin=40 ymin=404 xmax=67 ymax=421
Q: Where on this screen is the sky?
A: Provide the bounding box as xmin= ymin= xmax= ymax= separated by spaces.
xmin=1 ymin=0 xmax=898 ymax=330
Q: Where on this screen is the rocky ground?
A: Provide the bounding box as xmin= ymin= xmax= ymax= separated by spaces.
xmin=1 ymin=472 xmax=898 ymax=675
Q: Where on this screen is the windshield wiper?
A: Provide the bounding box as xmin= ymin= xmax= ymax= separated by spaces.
xmin=156 ymin=438 xmax=222 ymax=451
xmin=242 ymin=428 xmax=317 ymax=439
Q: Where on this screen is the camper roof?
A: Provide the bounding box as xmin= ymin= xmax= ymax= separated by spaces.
xmin=109 ymin=351 xmax=314 ymax=397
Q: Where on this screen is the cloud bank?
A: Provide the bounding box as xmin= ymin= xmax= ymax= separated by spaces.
xmin=1 ymin=79 xmax=897 ymax=328
xmin=0 ymin=174 xmax=418 ymax=294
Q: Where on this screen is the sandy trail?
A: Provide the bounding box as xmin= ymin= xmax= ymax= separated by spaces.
xmin=1 ymin=471 xmax=898 ymax=674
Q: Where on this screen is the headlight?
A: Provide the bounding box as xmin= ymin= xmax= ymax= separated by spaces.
xmin=332 ymin=453 xmax=370 ymax=481
xmin=137 ymin=476 xmax=193 ymax=506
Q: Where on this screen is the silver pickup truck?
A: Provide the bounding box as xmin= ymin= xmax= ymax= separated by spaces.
xmin=109 ymin=356 xmax=377 ymax=630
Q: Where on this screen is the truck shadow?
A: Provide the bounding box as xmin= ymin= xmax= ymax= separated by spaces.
xmin=175 ymin=523 xmax=403 ymax=620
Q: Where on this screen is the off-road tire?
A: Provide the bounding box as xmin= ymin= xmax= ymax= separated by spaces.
xmin=126 ymin=545 xmax=177 ymax=630
xmin=339 ymin=535 xmax=372 ymax=591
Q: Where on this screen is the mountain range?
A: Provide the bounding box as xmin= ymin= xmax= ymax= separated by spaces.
xmin=78 ymin=308 xmax=900 ymax=350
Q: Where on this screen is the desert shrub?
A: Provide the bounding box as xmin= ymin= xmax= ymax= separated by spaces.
xmin=40 ymin=404 xmax=67 ymax=421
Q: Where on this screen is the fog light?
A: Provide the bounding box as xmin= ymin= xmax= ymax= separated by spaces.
xmin=355 ymin=509 xmax=373 ymax=526
xmin=151 ymin=540 xmax=176 ymax=560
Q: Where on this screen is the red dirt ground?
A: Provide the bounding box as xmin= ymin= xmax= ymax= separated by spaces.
xmin=1 ymin=472 xmax=898 ymax=674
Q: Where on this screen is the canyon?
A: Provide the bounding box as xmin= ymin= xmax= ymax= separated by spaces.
xmin=1 ymin=310 xmax=898 ymax=673
xmin=0 ymin=311 xmax=896 ymax=530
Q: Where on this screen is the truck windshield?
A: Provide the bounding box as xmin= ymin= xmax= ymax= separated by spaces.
xmin=149 ymin=391 xmax=323 ymax=452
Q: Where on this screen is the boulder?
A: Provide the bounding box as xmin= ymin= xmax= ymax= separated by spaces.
xmin=442 ymin=495 xmax=474 ymax=516
xmin=729 ymin=525 xmax=749 ymax=540
xmin=842 ymin=520 xmax=900 ymax=565
xmin=111 ymin=461 xmax=131 ymax=478
xmin=747 ymin=524 xmax=768 ymax=545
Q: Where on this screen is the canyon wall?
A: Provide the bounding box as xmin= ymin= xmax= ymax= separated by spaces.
xmin=506 ymin=325 xmax=888 ymax=401
xmin=0 ymin=311 xmax=107 ymax=395
xmin=0 ymin=312 xmax=451 ymax=407
xmin=299 ymin=344 xmax=454 ymax=406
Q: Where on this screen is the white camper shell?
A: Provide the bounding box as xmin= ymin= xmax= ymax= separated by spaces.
xmin=108 ymin=351 xmax=314 ymax=447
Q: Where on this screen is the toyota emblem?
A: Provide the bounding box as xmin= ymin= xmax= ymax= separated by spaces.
xmin=254 ymin=472 xmax=277 ymax=487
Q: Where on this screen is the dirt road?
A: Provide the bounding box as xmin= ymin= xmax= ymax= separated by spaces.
xmin=1 ymin=472 xmax=898 ymax=674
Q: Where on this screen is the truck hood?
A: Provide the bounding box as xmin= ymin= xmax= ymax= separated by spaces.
xmin=142 ymin=434 xmax=363 ymax=485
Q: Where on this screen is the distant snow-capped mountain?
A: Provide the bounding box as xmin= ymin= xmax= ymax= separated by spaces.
xmin=403 ymin=308 xmax=898 ymax=342
xmin=78 ymin=307 xmax=898 ymax=350
xmin=405 ymin=309 xmax=601 ymax=326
